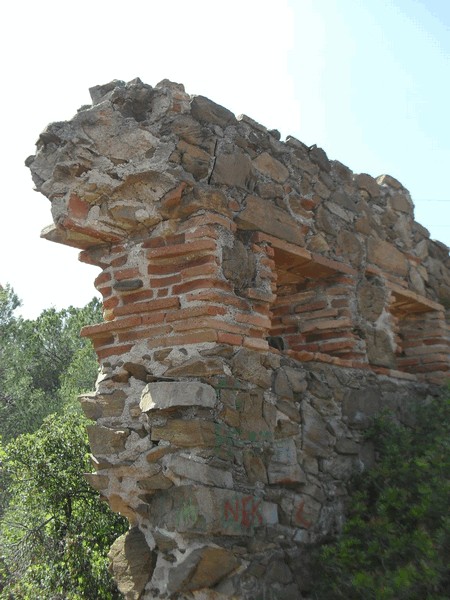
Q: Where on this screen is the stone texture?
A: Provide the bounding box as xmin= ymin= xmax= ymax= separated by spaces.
xmin=367 ymin=238 xmax=408 ymax=276
xmin=140 ymin=381 xmax=216 ymax=412
xmin=108 ymin=527 xmax=155 ymax=600
xmin=167 ymin=546 xmax=239 ymax=593
xmin=151 ymin=420 xmax=216 ymax=447
xmin=236 ymin=195 xmax=302 ymax=245
xmin=211 ymin=148 xmax=256 ymax=190
xmin=29 ymin=77 xmax=449 ymax=600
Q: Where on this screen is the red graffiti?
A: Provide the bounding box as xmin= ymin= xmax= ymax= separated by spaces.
xmin=224 ymin=495 xmax=263 ymax=529
xmin=294 ymin=500 xmax=311 ymax=529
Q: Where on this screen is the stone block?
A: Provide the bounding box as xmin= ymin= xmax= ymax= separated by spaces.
xmin=108 ymin=527 xmax=155 ymax=600
xmin=301 ymin=403 xmax=333 ymax=458
xmin=231 ymin=348 xmax=271 ymax=388
xmin=86 ymin=425 xmax=129 ymax=455
xmin=367 ymin=238 xmax=408 ymax=276
xmin=211 ymin=148 xmax=256 ymax=190
xmin=190 ymin=95 xmax=237 ymax=128
xmin=267 ymin=439 xmax=306 ymax=485
xmin=167 ymin=546 xmax=239 ymax=593
xmin=243 ymin=451 xmax=268 ymax=484
xmin=148 ymin=485 xmax=278 ymax=536
xmin=253 ymin=152 xmax=289 ymax=183
xmin=165 ymin=454 xmax=233 ymax=488
xmin=151 ymin=420 xmax=216 ymax=447
xmin=236 ymin=195 xmax=302 ymax=245
xmin=140 ymin=381 xmax=217 ymax=412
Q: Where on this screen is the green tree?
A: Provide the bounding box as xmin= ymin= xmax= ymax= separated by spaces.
xmin=0 ymin=414 xmax=127 ymax=599
xmin=313 ymin=394 xmax=450 ymax=600
xmin=0 ymin=286 xmax=102 ymax=441
xmin=0 ymin=287 xmax=127 ymax=598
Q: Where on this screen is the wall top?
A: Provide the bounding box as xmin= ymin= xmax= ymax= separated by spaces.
xmin=26 ymin=77 xmax=449 ymax=310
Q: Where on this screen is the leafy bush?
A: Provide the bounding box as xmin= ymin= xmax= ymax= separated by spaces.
xmin=313 ymin=394 xmax=450 ymax=599
xmin=0 ymin=285 xmax=102 ymax=441
xmin=0 ymin=414 xmax=127 ymax=599
xmin=0 ymin=287 xmax=127 ymax=598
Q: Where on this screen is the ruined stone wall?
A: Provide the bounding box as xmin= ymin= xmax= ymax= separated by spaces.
xmin=28 ymin=78 xmax=449 ymax=599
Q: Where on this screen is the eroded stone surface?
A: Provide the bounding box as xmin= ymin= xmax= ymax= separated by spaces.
xmin=28 ymin=78 xmax=449 ymax=600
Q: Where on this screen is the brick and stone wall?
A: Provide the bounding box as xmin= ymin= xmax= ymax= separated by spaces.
xmin=28 ymin=78 xmax=449 ymax=599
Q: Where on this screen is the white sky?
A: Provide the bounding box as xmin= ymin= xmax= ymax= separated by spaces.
xmin=1 ymin=0 xmax=449 ymax=318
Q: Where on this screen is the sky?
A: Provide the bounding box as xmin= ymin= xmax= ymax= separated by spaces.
xmin=1 ymin=0 xmax=449 ymax=319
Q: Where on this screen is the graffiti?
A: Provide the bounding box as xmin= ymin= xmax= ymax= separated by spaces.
xmin=214 ymin=423 xmax=272 ymax=458
xmin=175 ymin=498 xmax=198 ymax=529
xmin=294 ymin=500 xmax=311 ymax=529
xmin=222 ymin=495 xmax=263 ymax=531
xmin=214 ymin=376 xmax=246 ymax=399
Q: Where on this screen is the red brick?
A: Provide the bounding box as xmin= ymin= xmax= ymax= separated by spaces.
xmin=95 ymin=271 xmax=111 ymax=287
xmin=172 ymin=317 xmax=247 ymax=335
xmin=92 ymin=334 xmax=115 ymax=348
xmin=235 ymin=312 xmax=271 ymax=329
xmin=291 ymin=343 xmax=320 ymax=353
xmin=78 ymin=249 xmax=108 ymax=268
xmin=122 ymin=290 xmax=154 ymax=304
xmin=165 ymin=305 xmax=227 ymax=322
xmin=68 ymin=194 xmax=90 ymax=220
xmin=147 ymin=239 xmax=217 ymax=260
xmin=300 ymin=318 xmax=352 ymax=334
xmin=115 ymin=268 xmax=141 ymax=281
xmin=244 ymin=288 xmax=276 ymax=302
xmin=294 ymin=300 xmax=328 ymax=314
xmin=243 ymin=337 xmax=269 ymax=351
xmin=299 ymin=308 xmax=339 ymax=321
xmin=118 ymin=325 xmax=172 ymax=342
xmin=180 ymin=262 xmax=219 ymax=279
xmin=185 ymin=290 xmax=251 ymax=311
xmin=146 ymin=329 xmax=218 ymax=349
xmin=404 ymin=344 xmax=448 ymax=357
xmin=185 ymin=225 xmax=220 ymax=240
xmin=110 ymin=255 xmax=128 ymax=268
xmin=98 ymin=286 xmax=113 ymax=298
xmin=157 ymin=289 xmax=169 ymax=298
xmin=114 ymin=297 xmax=180 ymax=317
xmin=148 ymin=254 xmax=216 ymax=275
xmin=217 ymin=332 xmax=244 ymax=345
xmin=62 ymin=217 xmax=124 ymax=243
xmin=157 ymin=182 xmax=188 ymax=215
xmin=109 ymin=244 xmax=126 ymax=255
xmin=150 ymin=274 xmax=182 ymax=288
xmin=179 ymin=212 xmax=236 ymax=232
xmin=96 ymin=343 xmax=134 ymax=359
xmin=289 ymin=350 xmax=315 ymax=362
xmin=139 ymin=311 xmax=165 ymax=326
xmin=421 ymin=354 xmax=449 ymax=364
xmin=103 ymin=296 xmax=119 ymax=310
xmin=172 ymin=278 xmax=232 ymax=296
xmin=81 ymin=315 xmax=142 ymax=338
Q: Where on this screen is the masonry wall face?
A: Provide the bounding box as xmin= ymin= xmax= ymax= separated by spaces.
xmin=28 ymin=78 xmax=450 ymax=599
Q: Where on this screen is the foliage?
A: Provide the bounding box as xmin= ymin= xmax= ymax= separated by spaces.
xmin=0 ymin=286 xmax=102 ymax=441
xmin=0 ymin=286 xmax=127 ymax=598
xmin=313 ymin=394 xmax=450 ymax=600
xmin=0 ymin=414 xmax=127 ymax=599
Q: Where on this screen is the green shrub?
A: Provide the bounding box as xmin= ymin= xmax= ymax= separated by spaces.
xmin=0 ymin=413 xmax=127 ymax=599
xmin=313 ymin=393 xmax=450 ymax=600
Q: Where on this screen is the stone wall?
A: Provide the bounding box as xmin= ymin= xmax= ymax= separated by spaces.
xmin=27 ymin=78 xmax=449 ymax=599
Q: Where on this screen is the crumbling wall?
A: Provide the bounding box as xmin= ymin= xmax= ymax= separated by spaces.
xmin=28 ymin=78 xmax=449 ymax=599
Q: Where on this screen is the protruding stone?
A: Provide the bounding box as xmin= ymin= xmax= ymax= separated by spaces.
xmin=86 ymin=425 xmax=129 ymax=455
xmin=167 ymin=546 xmax=239 ymax=593
xmin=253 ymin=152 xmax=289 ymax=183
xmin=140 ymin=381 xmax=217 ymax=412
xmin=108 ymin=528 xmax=155 ymax=600
xmin=190 ymin=95 xmax=237 ymax=128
